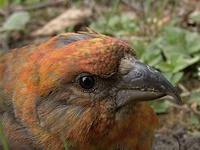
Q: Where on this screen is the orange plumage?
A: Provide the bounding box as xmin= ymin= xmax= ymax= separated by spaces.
xmin=0 ymin=29 xmax=181 ymax=150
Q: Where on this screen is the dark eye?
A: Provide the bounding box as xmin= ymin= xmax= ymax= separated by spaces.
xmin=79 ymin=75 xmax=96 ymax=89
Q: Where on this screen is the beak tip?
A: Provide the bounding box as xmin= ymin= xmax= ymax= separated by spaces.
xmin=170 ymin=86 xmax=183 ymax=105
xmin=176 ymin=96 xmax=183 ymax=105
xmin=174 ymin=96 xmax=183 ymax=105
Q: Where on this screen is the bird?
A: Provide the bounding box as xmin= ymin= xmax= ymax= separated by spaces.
xmin=0 ymin=29 xmax=182 ymax=150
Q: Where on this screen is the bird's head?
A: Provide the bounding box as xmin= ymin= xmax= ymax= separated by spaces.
xmin=34 ymin=29 xmax=182 ymax=147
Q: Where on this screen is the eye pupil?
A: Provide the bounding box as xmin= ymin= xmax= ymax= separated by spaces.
xmin=79 ymin=75 xmax=95 ymax=89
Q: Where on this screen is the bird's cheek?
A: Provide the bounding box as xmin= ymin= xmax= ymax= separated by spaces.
xmin=36 ymin=101 xmax=85 ymax=132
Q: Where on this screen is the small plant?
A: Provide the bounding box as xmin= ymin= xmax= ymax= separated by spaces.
xmin=133 ymin=25 xmax=200 ymax=85
xmin=0 ymin=121 xmax=8 ymax=150
xmin=90 ymin=13 xmax=139 ymax=36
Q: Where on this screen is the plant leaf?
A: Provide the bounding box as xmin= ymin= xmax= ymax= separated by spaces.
xmin=0 ymin=0 xmax=7 ymax=7
xmin=188 ymin=92 xmax=200 ymax=104
xmin=3 ymin=11 xmax=30 ymax=31
xmin=186 ymin=31 xmax=200 ymax=54
xmin=150 ymin=100 xmax=169 ymax=113
xmin=190 ymin=11 xmax=200 ymax=24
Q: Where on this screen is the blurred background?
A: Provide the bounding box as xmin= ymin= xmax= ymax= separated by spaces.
xmin=0 ymin=0 xmax=200 ymax=149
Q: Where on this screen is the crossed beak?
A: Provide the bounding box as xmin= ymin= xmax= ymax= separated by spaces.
xmin=116 ymin=55 xmax=182 ymax=108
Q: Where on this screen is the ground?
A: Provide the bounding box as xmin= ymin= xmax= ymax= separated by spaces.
xmin=0 ymin=1 xmax=200 ymax=150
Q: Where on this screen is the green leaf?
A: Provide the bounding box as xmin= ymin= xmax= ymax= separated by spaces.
xmin=0 ymin=0 xmax=7 ymax=7
xmin=190 ymin=11 xmax=200 ymax=23
xmin=188 ymin=92 xmax=200 ymax=104
xmin=162 ymin=72 xmax=173 ymax=81
xmin=150 ymin=100 xmax=169 ymax=113
xmin=162 ymin=72 xmax=183 ymax=85
xmin=170 ymin=55 xmax=199 ymax=73
xmin=171 ymin=72 xmax=183 ymax=84
xmin=186 ymin=31 xmax=200 ymax=54
xmin=3 ymin=11 xmax=30 ymax=31
xmin=61 ymin=133 xmax=69 ymax=150
xmin=157 ymin=62 xmax=173 ymax=72
xmin=142 ymin=38 xmax=163 ymax=66
xmin=163 ymin=26 xmax=186 ymax=44
xmin=161 ymin=44 xmax=187 ymax=59
xmin=131 ymin=40 xmax=146 ymax=59
xmin=0 ymin=121 xmax=9 ymax=150
xmin=158 ymin=54 xmax=199 ymax=73
xmin=191 ymin=115 xmax=200 ymax=125
xmin=90 ymin=13 xmax=138 ymax=36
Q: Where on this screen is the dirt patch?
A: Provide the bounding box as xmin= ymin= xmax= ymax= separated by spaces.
xmin=152 ymin=133 xmax=200 ymax=150
xmin=152 ymin=123 xmax=186 ymax=150
xmin=152 ymin=108 xmax=200 ymax=150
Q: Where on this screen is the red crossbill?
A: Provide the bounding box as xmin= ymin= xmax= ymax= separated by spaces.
xmin=0 ymin=29 xmax=182 ymax=150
